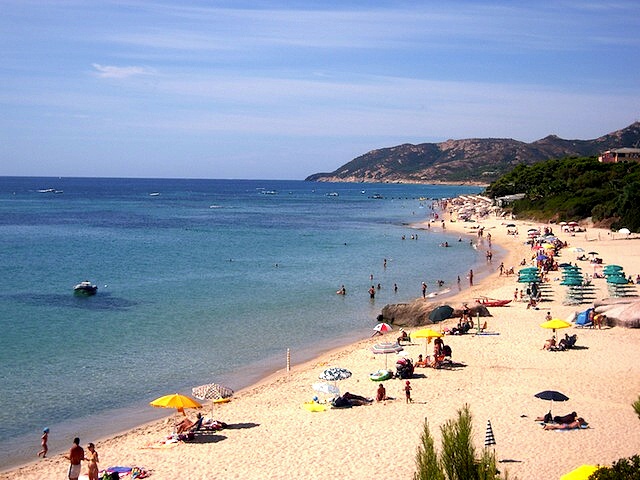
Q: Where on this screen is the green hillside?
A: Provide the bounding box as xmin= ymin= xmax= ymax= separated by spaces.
xmin=484 ymin=156 xmax=640 ymax=231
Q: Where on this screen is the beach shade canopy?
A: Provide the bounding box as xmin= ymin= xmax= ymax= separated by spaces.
xmin=603 ymin=265 xmax=623 ymax=272
xmin=371 ymin=342 xmax=403 ymax=368
xmin=413 ymin=328 xmax=444 ymax=354
xmin=312 ymin=382 xmax=340 ymax=398
xmin=150 ymin=393 xmax=202 ymax=415
xmin=412 ymin=328 xmax=444 ymax=340
xmin=560 ymin=465 xmax=600 ymax=480
xmin=192 ymin=383 xmax=234 ymax=401
xmin=373 ymin=322 xmax=393 ymax=333
xmin=429 ymin=305 xmax=454 ymax=322
xmin=535 ymin=390 xmax=569 ymax=415
xmin=607 ymin=275 xmax=628 ymax=285
xmin=319 ymin=367 xmax=352 ymax=382
xmin=540 ymin=319 xmax=572 ymax=331
xmin=484 ymin=420 xmax=496 ymax=447
xmin=535 ymin=390 xmax=569 ymax=402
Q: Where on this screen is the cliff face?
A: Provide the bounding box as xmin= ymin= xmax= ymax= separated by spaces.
xmin=306 ymin=122 xmax=640 ymax=184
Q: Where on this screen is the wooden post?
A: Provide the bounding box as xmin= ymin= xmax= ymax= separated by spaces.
xmin=286 ymin=348 xmax=291 ymax=372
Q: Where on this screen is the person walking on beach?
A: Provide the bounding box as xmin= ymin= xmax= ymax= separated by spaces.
xmin=404 ymin=380 xmax=412 ymax=403
xmin=468 ymin=269 xmax=474 ymax=286
xmin=65 ymin=437 xmax=84 ymax=480
xmin=37 ymin=427 xmax=49 ymax=458
xmin=85 ymin=443 xmax=99 ymax=480
xmin=421 ymin=282 xmax=427 ymax=298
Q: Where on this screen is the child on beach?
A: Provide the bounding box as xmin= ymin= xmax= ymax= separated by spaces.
xmin=404 ymin=381 xmax=412 ymax=403
xmin=37 ymin=427 xmax=49 ymax=458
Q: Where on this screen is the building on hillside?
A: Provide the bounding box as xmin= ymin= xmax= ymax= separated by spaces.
xmin=598 ymin=148 xmax=640 ymax=163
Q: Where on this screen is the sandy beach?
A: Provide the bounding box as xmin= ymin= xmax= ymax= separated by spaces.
xmin=3 ymin=203 xmax=640 ymax=480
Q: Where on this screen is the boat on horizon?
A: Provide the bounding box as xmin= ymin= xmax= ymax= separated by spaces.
xmin=74 ymin=281 xmax=98 ymax=296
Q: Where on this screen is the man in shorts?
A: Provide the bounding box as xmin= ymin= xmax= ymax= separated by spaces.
xmin=66 ymin=437 xmax=84 ymax=480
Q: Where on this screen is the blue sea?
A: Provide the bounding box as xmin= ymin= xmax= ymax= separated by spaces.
xmin=0 ymin=177 xmax=486 ymax=470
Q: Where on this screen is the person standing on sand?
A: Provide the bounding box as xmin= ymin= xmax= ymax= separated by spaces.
xmin=469 ymin=269 xmax=474 ymax=285
xmin=85 ymin=443 xmax=99 ymax=480
xmin=404 ymin=381 xmax=412 ymax=403
xmin=421 ymin=282 xmax=427 ymax=298
xmin=65 ymin=437 xmax=84 ymax=480
xmin=37 ymin=427 xmax=49 ymax=458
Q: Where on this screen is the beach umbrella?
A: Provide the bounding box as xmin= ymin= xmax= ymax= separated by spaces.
xmin=371 ymin=342 xmax=403 ymax=369
xmin=603 ymin=265 xmax=623 ymax=273
xmin=540 ymin=319 xmax=572 ymax=332
xmin=428 ymin=305 xmax=454 ymax=322
xmin=150 ymin=393 xmax=202 ymax=416
xmin=373 ymin=322 xmax=393 ymax=334
xmin=560 ymin=278 xmax=583 ymax=286
xmin=484 ymin=420 xmax=496 ymax=447
xmin=413 ymin=328 xmax=443 ymax=354
xmin=505 ymin=223 xmax=516 ymax=228
xmin=560 ymin=465 xmax=600 ymax=480
xmin=535 ymin=390 xmax=569 ymax=415
xmin=618 ymin=228 xmax=631 ymax=235
xmin=536 ymin=254 xmax=548 ymax=261
xmin=607 ymin=275 xmax=628 ymax=285
xmin=192 ymin=383 xmax=234 ymax=401
xmin=319 ymin=367 xmax=352 ymax=383
xmin=192 ymin=383 xmax=234 ymax=415
xmin=588 ymin=251 xmax=599 ymax=256
xmin=312 ymin=382 xmax=340 ymax=398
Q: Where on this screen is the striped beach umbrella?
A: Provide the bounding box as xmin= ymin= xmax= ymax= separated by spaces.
xmin=484 ymin=420 xmax=496 ymax=447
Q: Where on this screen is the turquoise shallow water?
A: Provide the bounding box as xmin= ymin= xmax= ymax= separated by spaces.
xmin=0 ymin=177 xmax=485 ymax=469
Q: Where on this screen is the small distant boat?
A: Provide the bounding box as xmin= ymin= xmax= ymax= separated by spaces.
xmin=475 ymin=297 xmax=511 ymax=307
xmin=370 ymin=193 xmax=383 ymax=199
xmin=260 ymin=190 xmax=278 ymax=195
xmin=37 ymin=188 xmax=56 ymax=193
xmin=149 ymin=192 xmax=160 ymax=196
xmin=326 ymin=192 xmax=339 ymax=197
xmin=74 ymin=281 xmax=98 ymax=296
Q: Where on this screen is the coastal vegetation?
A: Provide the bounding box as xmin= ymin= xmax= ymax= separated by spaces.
xmin=484 ymin=156 xmax=640 ymax=231
xmin=414 ymin=404 xmax=504 ymax=480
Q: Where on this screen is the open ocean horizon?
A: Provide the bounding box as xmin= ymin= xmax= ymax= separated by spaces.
xmin=0 ymin=176 xmax=488 ymax=470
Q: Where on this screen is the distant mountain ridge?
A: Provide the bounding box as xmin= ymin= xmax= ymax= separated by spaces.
xmin=305 ymin=122 xmax=640 ymax=184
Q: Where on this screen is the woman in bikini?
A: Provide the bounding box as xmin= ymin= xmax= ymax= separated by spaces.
xmin=85 ymin=443 xmax=99 ymax=480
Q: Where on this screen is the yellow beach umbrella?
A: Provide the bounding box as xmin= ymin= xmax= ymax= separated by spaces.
xmin=560 ymin=464 xmax=600 ymax=480
xmin=150 ymin=393 xmax=202 ymax=415
xmin=412 ymin=328 xmax=444 ymax=355
xmin=540 ymin=319 xmax=572 ymax=331
xmin=412 ymin=328 xmax=444 ymax=339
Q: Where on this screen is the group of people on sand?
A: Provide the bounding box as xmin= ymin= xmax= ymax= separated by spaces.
xmin=58 ymin=436 xmax=100 ymax=480
xmin=38 ymin=431 xmax=99 ymax=480
xmin=536 ymin=411 xmax=589 ymax=430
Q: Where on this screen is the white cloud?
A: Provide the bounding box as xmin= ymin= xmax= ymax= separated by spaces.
xmin=91 ymin=63 xmax=154 ymax=79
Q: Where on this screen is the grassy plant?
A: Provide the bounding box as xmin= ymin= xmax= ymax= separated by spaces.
xmin=414 ymin=404 xmax=506 ymax=480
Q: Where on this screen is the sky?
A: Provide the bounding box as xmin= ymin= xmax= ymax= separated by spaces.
xmin=1 ymin=1 xmax=639 ymax=180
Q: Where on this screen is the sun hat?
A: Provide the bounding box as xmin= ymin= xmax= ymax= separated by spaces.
xmin=43 ymin=427 xmax=49 ymax=433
